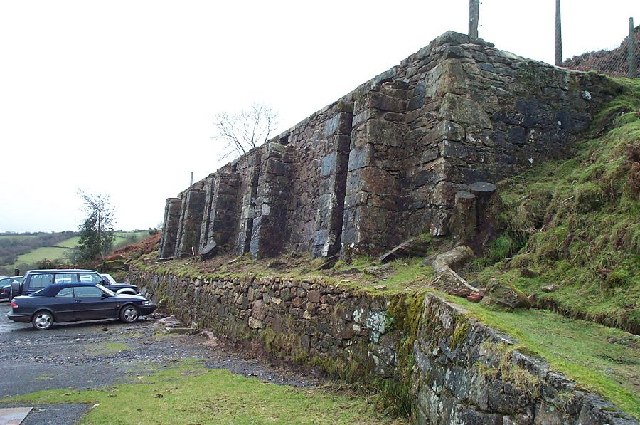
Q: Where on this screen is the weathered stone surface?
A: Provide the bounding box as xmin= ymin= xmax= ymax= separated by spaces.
xmin=159 ymin=198 xmax=182 ymax=258
xmin=160 ymin=31 xmax=620 ymax=259
xmin=174 ymin=189 xmax=206 ymax=258
xmin=378 ymin=237 xmax=432 ymax=263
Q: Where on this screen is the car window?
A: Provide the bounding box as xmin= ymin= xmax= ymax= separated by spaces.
xmin=54 ymin=273 xmax=77 ymax=284
xmin=30 ymin=273 xmax=54 ymax=290
xmin=74 ymin=286 xmax=103 ymax=298
xmin=56 ymin=287 xmax=74 ymax=298
xmin=79 ymin=273 xmax=101 ymax=284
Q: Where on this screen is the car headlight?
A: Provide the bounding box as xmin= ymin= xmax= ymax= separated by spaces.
xmin=143 ymin=300 xmax=152 ymax=305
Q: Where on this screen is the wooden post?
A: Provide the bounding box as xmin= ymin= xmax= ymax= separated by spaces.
xmin=629 ymin=17 xmax=637 ymax=78
xmin=469 ymin=0 xmax=479 ymax=39
xmin=555 ymin=0 xmax=563 ymax=66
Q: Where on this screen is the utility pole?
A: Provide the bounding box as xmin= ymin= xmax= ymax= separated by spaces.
xmin=469 ymin=0 xmax=479 ymax=39
xmin=555 ymin=0 xmax=563 ymax=66
xmin=629 ymin=17 xmax=637 ymax=78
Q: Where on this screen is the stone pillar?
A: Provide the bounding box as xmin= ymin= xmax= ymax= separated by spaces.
xmin=249 ymin=142 xmax=292 ymax=259
xmin=450 ymin=191 xmax=476 ymax=243
xmin=199 ymin=171 xmax=240 ymax=255
xmin=159 ymin=197 xmax=182 ymax=259
xmin=235 ymin=152 xmax=262 ymax=255
xmin=175 ymin=189 xmax=207 ymax=258
xmin=312 ymin=104 xmax=353 ymax=257
xmin=341 ymin=75 xmax=409 ymax=254
xmin=469 ymin=181 xmax=496 ymax=228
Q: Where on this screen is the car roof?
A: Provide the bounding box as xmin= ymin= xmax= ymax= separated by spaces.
xmin=35 ymin=283 xmax=105 ymax=296
xmin=26 ymin=269 xmax=96 ymax=274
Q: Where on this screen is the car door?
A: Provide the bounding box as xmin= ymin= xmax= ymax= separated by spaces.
xmin=44 ymin=286 xmax=77 ymax=322
xmin=72 ymin=286 xmax=118 ymax=321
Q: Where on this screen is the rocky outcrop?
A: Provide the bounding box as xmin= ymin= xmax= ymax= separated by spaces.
xmin=160 ymin=31 xmax=620 ymax=260
xmin=131 ymin=270 xmax=637 ymax=425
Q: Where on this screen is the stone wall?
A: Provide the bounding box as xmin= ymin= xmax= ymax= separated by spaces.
xmin=130 ymin=270 xmax=637 ymax=425
xmin=159 ymin=31 xmax=620 ymax=259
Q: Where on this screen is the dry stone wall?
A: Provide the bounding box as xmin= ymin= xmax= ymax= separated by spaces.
xmin=159 ymin=31 xmax=620 ymax=259
xmin=130 ymin=270 xmax=637 ymax=425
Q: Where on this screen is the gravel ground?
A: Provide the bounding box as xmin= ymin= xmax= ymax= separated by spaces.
xmin=0 ymin=302 xmax=322 ymax=424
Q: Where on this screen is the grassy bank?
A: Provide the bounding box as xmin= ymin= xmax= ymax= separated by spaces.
xmin=468 ymin=77 xmax=640 ymax=333
xmin=448 ymin=296 xmax=640 ymax=419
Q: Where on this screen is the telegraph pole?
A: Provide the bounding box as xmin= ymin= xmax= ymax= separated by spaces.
xmin=629 ymin=17 xmax=637 ymax=78
xmin=555 ymin=0 xmax=563 ymax=66
xmin=469 ymin=0 xmax=479 ymax=39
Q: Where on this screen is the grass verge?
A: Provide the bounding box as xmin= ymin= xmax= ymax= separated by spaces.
xmin=446 ymin=295 xmax=640 ymax=419
xmin=1 ymin=360 xmax=406 ymax=425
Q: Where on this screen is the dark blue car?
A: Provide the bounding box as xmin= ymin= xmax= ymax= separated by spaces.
xmin=8 ymin=283 xmax=156 ymax=330
xmin=0 ymin=276 xmax=22 ymax=301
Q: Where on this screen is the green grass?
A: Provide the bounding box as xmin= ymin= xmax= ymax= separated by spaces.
xmin=55 ymin=237 xmax=81 ymax=248
xmin=2 ymin=360 xmax=406 ymax=425
xmin=446 ymin=296 xmax=640 ymax=419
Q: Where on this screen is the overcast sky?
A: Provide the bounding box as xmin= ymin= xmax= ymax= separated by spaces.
xmin=1 ymin=0 xmax=637 ymax=233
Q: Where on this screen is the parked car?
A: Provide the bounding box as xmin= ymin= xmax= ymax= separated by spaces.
xmin=11 ymin=269 xmax=139 ymax=297
xmin=0 ymin=276 xmax=22 ymax=301
xmin=99 ymin=273 xmax=139 ymax=295
xmin=8 ymin=282 xmax=156 ymax=330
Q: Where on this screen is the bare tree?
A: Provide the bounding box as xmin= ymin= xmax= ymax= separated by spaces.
xmin=213 ymin=103 xmax=278 ymax=159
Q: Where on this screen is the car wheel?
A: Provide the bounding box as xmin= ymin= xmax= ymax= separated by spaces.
xmin=119 ymin=305 xmax=139 ymax=323
xmin=32 ymin=310 xmax=54 ymax=330
xmin=116 ymin=288 xmax=137 ymax=295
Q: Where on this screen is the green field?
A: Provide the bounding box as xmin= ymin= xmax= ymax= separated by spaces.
xmin=6 ymin=231 xmax=150 ymax=271
xmin=13 ymin=245 xmax=75 ymax=267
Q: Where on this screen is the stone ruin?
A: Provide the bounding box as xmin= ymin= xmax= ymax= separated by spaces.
xmin=159 ymin=31 xmax=619 ymax=260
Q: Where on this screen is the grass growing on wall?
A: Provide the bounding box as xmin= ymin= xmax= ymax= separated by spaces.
xmin=448 ymin=296 xmax=640 ymax=420
xmin=3 ymin=360 xmax=407 ymax=425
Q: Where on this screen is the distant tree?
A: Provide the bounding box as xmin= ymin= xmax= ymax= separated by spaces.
xmin=75 ymin=191 xmax=115 ymax=263
xmin=213 ymin=103 xmax=278 ymax=159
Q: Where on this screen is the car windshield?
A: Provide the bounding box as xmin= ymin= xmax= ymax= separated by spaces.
xmin=96 ymin=283 xmax=115 ymax=296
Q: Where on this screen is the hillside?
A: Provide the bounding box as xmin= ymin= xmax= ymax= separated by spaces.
xmin=0 ymin=230 xmax=151 ymax=275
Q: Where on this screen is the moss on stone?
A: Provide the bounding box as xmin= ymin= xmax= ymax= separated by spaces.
xmin=449 ymin=320 xmax=470 ymax=350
